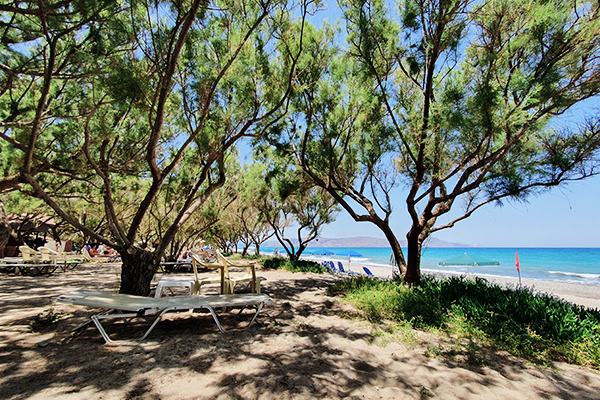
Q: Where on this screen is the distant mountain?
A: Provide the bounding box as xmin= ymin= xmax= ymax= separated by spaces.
xmin=262 ymin=236 xmax=473 ymax=248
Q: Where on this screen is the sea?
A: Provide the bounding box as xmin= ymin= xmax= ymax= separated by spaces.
xmin=259 ymin=246 xmax=600 ymax=286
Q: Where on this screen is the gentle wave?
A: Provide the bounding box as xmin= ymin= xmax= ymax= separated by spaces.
xmin=547 ymin=270 xmax=600 ymax=280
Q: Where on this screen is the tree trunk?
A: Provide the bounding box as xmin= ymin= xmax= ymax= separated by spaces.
xmin=377 ymin=222 xmax=407 ymax=277
xmin=119 ymin=248 xmax=158 ymax=296
xmin=254 ymin=243 xmax=260 ymax=255
xmin=292 ymin=243 xmax=307 ymax=261
xmin=405 ymin=226 xmax=426 ymax=286
xmin=0 ymin=201 xmax=10 ymax=258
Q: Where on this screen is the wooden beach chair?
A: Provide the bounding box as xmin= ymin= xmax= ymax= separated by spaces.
xmin=19 ymin=245 xmax=40 ymax=263
xmin=215 ymin=251 xmax=261 ymax=294
xmin=38 ymin=247 xmax=81 ymax=271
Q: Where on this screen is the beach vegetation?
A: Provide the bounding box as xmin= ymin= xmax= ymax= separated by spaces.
xmin=252 ymin=145 xmax=341 ymax=261
xmin=261 ymin=257 xmax=328 ymax=273
xmin=329 ymin=275 xmax=600 ymax=368
xmin=29 ymin=309 xmax=64 ymax=331
xmin=263 ymin=0 xmax=600 ymax=286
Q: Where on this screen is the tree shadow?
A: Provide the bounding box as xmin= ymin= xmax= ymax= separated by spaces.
xmin=1 ymin=266 xmax=599 ymax=399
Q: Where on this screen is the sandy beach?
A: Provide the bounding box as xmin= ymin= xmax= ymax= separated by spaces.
xmin=1 ymin=262 xmax=599 ymax=399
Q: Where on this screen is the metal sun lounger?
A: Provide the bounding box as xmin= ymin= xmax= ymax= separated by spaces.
xmin=56 ymin=290 xmax=273 ymax=344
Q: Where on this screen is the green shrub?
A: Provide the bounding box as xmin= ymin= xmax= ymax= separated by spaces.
xmin=328 ymin=275 xmax=600 ymax=368
xmin=29 ymin=309 xmax=64 ymax=331
xmin=261 ymin=257 xmax=287 ymax=270
xmin=261 ymin=258 xmax=328 ymax=273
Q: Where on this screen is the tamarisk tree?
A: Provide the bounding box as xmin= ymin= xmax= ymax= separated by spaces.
xmin=270 ymin=0 xmax=600 ymax=284
xmin=0 ymin=0 xmax=310 ymax=294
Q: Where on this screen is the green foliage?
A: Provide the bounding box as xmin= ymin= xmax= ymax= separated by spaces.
xmin=261 ymin=257 xmax=328 ymax=273
xmin=263 ymin=0 xmax=600 ymax=286
xmin=329 ymin=275 xmax=600 ymax=368
xmin=29 ymin=309 xmax=64 ymax=331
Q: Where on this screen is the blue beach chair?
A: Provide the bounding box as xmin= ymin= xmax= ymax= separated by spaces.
xmin=338 ymin=262 xmax=360 ymax=275
xmin=323 ymin=261 xmax=335 ymax=273
xmin=328 ymin=261 xmax=338 ymax=273
xmin=363 ymin=267 xmax=386 ymax=279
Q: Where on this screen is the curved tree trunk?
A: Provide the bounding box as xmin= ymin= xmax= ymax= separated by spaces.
xmin=292 ymin=243 xmax=307 ymax=261
xmin=405 ymin=225 xmax=431 ymax=286
xmin=119 ymin=248 xmax=158 ymax=296
xmin=376 ymin=221 xmax=407 ymax=278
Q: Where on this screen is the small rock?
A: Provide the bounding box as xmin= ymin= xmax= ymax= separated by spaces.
xmin=37 ymin=342 xmax=49 ymax=348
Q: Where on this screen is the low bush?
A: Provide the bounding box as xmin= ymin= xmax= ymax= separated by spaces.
xmin=29 ymin=309 xmax=64 ymax=331
xmin=328 ymin=275 xmax=600 ymax=368
xmin=261 ymin=258 xmax=328 ymax=274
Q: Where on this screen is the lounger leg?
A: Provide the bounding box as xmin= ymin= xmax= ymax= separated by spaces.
xmin=247 ymin=302 xmax=265 ymax=329
xmin=91 ymin=310 xmax=170 ymax=344
xmin=203 ymin=306 xmax=226 ymax=333
xmin=203 ymin=302 xmax=266 ymax=333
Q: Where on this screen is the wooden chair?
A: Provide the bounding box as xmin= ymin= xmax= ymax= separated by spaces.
xmin=190 ymin=253 xmax=228 ymax=295
xmin=215 ymin=251 xmax=260 ymax=294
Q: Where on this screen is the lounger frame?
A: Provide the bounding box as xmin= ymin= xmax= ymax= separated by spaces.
xmin=56 ymin=290 xmax=272 ymax=344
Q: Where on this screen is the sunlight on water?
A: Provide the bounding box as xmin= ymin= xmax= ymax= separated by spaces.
xmin=260 ymin=247 xmax=600 ymax=285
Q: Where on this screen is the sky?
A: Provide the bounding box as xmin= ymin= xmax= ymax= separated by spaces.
xmin=318 ymin=175 xmax=600 ymax=247
xmin=261 ymin=1 xmax=600 ymax=248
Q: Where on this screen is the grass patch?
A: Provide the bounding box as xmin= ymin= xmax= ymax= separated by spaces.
xmin=260 ymin=257 xmax=328 ymax=274
xmin=328 ymin=275 xmax=600 ymax=368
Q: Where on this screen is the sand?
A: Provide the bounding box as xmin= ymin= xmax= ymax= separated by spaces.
xmin=1 ymin=262 xmax=599 ymax=399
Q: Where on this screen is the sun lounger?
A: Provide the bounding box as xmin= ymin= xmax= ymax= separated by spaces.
xmin=336 ymin=261 xmax=360 ymax=275
xmin=56 ymin=289 xmax=273 ymax=344
xmin=322 ymin=261 xmax=334 ymax=272
xmin=328 ymin=261 xmax=337 ymax=272
xmin=38 ymin=247 xmax=82 ymax=271
xmin=362 ymin=267 xmax=386 ymax=279
xmin=81 ymin=246 xmax=115 ymax=263
xmin=153 ymin=275 xmax=223 ymax=298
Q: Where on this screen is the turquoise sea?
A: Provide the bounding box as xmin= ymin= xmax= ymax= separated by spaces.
xmin=261 ymin=247 xmax=600 ymax=286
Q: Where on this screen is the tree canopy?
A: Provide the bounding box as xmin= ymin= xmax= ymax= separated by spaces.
xmin=265 ymin=0 xmax=600 ymax=284
xmin=2 ymin=0 xmax=600 ymax=290
xmin=0 ymin=0 xmax=310 ymax=294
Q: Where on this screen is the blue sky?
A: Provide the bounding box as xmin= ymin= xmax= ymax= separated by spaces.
xmin=318 ymin=175 xmax=600 ymax=247
xmin=299 ymin=1 xmax=599 ymax=248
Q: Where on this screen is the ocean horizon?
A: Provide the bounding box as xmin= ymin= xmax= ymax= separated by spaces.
xmin=258 ymin=246 xmax=600 ymax=286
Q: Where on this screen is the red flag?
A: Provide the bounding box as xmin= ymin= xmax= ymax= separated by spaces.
xmin=516 ymin=251 xmax=520 ymax=273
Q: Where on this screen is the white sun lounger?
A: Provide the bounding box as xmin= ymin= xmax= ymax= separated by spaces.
xmin=56 ymin=290 xmax=273 ymax=344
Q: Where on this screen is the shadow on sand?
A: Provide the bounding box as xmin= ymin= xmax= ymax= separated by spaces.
xmin=0 ymin=264 xmax=599 ymax=399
